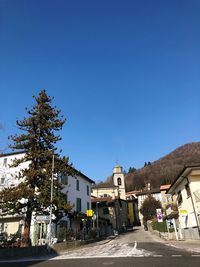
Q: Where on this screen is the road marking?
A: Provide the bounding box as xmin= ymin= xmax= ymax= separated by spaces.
xmin=171 ymin=255 xmax=182 ymax=257
xmin=133 ymin=241 xmax=137 ymax=249
xmin=192 ymin=255 xmax=200 ymax=257
xmin=102 ymin=262 xmax=115 ymax=265
xmin=152 ymin=255 xmax=163 ymax=257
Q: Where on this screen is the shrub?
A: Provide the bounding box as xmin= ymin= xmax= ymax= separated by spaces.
xmin=140 ymin=195 xmax=162 ymax=223
xmin=151 ymin=219 xmax=174 ymax=233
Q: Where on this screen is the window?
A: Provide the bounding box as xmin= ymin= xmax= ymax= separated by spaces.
xmin=0 ymin=177 xmax=5 ymax=185
xmin=60 ymin=174 xmax=68 ymax=185
xmin=177 ymin=191 xmax=183 ymax=205
xmin=76 ymin=180 xmax=79 ymax=191
xmin=3 ymin=158 xmax=7 ymax=167
xmin=87 ymin=185 xmax=90 ymax=196
xmin=117 ymin=177 xmax=122 ymax=186
xmin=185 ymin=183 xmax=191 ymax=198
xmin=87 ymin=202 xmax=90 ymax=210
xmin=37 ymin=223 xmax=47 ymax=239
xmin=103 ymin=208 xmax=109 ymax=215
xmin=99 ymin=194 xmax=111 ymax=198
xmin=76 ymin=198 xmax=81 ymax=212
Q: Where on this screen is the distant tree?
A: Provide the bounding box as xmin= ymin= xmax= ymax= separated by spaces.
xmin=140 ymin=195 xmax=162 ymax=223
xmin=128 ymin=166 xmax=136 ymax=173
xmin=0 ymin=90 xmax=75 ymax=247
xmin=125 ymin=142 xmax=200 ymax=192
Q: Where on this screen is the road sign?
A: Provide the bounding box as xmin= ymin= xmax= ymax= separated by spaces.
xmin=86 ymin=209 xmax=93 ymax=217
xmin=156 ymin=208 xmax=163 ymax=222
xmin=166 ymin=219 xmax=174 ymax=228
xmin=36 ymin=215 xmax=50 ymax=222
xmin=92 ymin=214 xmax=97 ymax=221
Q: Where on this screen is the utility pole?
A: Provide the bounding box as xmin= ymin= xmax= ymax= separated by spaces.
xmin=96 ymin=201 xmax=99 ymax=237
xmin=48 ymin=153 xmax=54 ymax=248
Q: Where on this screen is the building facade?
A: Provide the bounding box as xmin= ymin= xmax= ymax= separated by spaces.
xmin=0 ymin=151 xmax=94 ymax=245
xmin=167 ymin=165 xmax=200 ymax=240
xmin=91 ymin=165 xmax=128 ymax=232
xmin=92 ymin=165 xmax=126 ymax=200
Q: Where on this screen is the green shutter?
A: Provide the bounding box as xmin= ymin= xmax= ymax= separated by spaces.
xmin=76 ymin=198 xmax=81 ymax=212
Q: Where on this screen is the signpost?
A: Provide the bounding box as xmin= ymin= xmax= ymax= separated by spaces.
xmin=156 ymin=208 xmax=163 ymax=222
xmin=36 ymin=215 xmax=50 ymax=222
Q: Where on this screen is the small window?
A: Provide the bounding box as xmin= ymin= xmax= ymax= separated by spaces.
xmin=99 ymin=194 xmax=111 ymax=198
xmin=117 ymin=177 xmax=122 ymax=186
xmin=185 ymin=183 xmax=191 ymax=197
xmin=76 ymin=198 xmax=81 ymax=212
xmin=60 ymin=175 xmax=68 ymax=185
xmin=103 ymin=208 xmax=109 ymax=215
xmin=76 ymin=180 xmax=79 ymax=191
xmin=3 ymin=158 xmax=7 ymax=167
xmin=177 ymin=191 xmax=183 ymax=205
xmin=0 ymin=177 xmax=5 ymax=185
xmin=87 ymin=185 xmax=90 ymax=196
xmin=87 ymin=202 xmax=90 ymax=210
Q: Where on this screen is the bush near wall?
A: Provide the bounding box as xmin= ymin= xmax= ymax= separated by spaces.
xmin=151 ymin=220 xmax=174 ymax=233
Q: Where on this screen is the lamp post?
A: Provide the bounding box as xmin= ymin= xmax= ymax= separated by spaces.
xmin=48 ymin=154 xmax=54 ymax=248
xmin=96 ymin=201 xmax=99 ymax=237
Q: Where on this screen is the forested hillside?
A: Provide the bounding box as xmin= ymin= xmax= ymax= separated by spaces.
xmin=125 ymin=142 xmax=200 ymax=191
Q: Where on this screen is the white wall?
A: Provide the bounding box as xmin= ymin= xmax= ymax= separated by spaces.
xmin=0 ymin=152 xmax=29 ymax=188
xmin=174 ymin=175 xmax=199 ymax=229
xmin=0 ymin=153 xmax=93 ymax=228
xmin=0 ymin=152 xmax=93 ymax=215
xmin=63 ymin=175 xmax=92 ymax=213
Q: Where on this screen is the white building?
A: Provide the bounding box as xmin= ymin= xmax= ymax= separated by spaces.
xmin=0 ymin=151 xmax=94 ymax=245
xmin=167 ymin=165 xmax=200 ymax=240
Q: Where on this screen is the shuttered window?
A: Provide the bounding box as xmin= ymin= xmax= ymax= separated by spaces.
xmin=76 ymin=198 xmax=81 ymax=212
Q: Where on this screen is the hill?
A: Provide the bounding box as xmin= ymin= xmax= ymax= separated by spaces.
xmin=125 ymin=142 xmax=200 ymax=191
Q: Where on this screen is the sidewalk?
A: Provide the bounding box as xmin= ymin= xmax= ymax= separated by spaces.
xmin=148 ymin=229 xmax=200 ymax=253
xmin=166 ymin=239 xmax=200 ymax=253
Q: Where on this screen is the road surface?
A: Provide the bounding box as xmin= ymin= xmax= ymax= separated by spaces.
xmin=0 ymin=227 xmax=199 ymax=266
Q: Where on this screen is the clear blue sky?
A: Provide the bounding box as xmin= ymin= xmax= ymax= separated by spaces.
xmin=0 ymin=0 xmax=200 ymax=182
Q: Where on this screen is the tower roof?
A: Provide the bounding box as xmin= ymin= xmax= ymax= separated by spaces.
xmin=113 ymin=165 xmax=123 ymax=174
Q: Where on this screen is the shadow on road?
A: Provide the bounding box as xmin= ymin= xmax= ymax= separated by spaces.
xmin=0 ymin=246 xmax=58 ymax=267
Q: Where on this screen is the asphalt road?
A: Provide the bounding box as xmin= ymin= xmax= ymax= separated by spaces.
xmin=1 ymin=257 xmax=200 ymax=267
xmin=0 ymin=227 xmax=200 ymax=267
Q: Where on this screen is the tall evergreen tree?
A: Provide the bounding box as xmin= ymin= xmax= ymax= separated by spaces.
xmin=0 ymin=90 xmax=75 ymax=247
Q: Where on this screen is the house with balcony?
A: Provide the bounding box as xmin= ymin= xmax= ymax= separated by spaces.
xmin=0 ymin=151 xmax=94 ymax=245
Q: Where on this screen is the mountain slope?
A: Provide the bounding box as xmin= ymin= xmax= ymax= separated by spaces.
xmin=125 ymin=142 xmax=200 ymax=191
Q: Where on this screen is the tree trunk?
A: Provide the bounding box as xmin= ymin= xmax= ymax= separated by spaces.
xmin=21 ymin=211 xmax=32 ymax=247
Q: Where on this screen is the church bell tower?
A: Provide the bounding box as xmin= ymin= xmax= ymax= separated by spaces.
xmin=113 ymin=165 xmax=126 ymax=200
